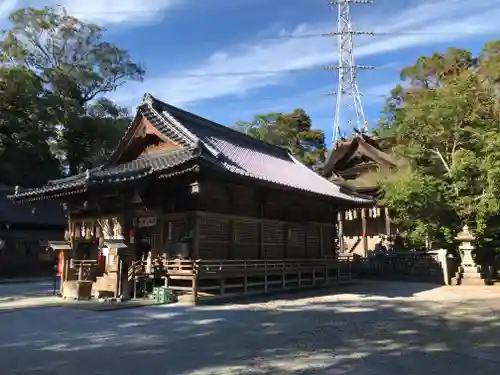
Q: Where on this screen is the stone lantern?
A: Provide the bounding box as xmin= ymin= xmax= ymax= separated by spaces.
xmin=456 ymin=225 xmax=475 ymax=266
xmin=455 ymin=225 xmax=484 ymax=285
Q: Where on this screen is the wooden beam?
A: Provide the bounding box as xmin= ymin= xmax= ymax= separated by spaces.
xmin=196 ymin=210 xmax=335 ymax=229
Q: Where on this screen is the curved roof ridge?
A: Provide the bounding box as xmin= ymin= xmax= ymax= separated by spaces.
xmin=288 ymin=152 xmax=373 ymax=202
xmin=150 ymin=95 xmax=291 ymax=158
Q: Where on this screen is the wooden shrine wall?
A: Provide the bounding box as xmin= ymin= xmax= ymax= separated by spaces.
xmin=196 ymin=213 xmax=334 ymax=260
xmin=196 ymin=179 xmax=336 ymax=260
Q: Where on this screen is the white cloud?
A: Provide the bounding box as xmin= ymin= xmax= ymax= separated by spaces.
xmin=113 ymin=0 xmax=500 ymax=107
xmin=0 ymin=0 xmax=180 ymax=24
xmin=0 ymin=0 xmax=18 ymax=19
xmin=59 ymin=0 xmax=180 ymax=24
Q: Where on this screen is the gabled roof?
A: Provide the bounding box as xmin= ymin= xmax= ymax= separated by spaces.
xmin=322 ymin=132 xmax=399 ymax=177
xmin=10 ymin=94 xmax=372 ymax=205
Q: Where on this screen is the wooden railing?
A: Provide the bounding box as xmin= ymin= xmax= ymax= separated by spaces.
xmin=128 ymin=260 xmax=146 ymax=281
xmin=122 ymin=257 xmax=355 ymax=303
xmin=163 ymin=258 xmax=352 ymax=276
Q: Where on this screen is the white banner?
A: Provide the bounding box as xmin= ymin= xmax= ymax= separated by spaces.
xmin=138 ymin=216 xmax=157 ymax=228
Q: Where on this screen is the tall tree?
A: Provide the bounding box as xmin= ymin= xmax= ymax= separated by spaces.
xmin=233 ymin=109 xmax=326 ymax=168
xmin=0 ymin=6 xmax=144 ymax=174
xmin=0 ymin=67 xmax=61 ymax=186
xmin=375 ymin=42 xmax=500 ymax=246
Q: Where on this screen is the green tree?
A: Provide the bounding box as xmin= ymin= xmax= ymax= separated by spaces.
xmin=376 ymin=42 xmax=500 ymax=246
xmin=0 ymin=6 xmax=144 ymax=174
xmin=233 ymin=109 xmax=326 ymax=168
xmin=0 ymin=67 xmax=61 ymax=187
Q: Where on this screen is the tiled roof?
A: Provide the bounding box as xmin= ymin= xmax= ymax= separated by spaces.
xmin=10 ymin=148 xmax=200 ymax=200
xmin=10 ymin=94 xmax=372 ymax=205
xmin=150 ymin=96 xmax=371 ymax=204
xmin=322 ymin=133 xmax=399 ymax=177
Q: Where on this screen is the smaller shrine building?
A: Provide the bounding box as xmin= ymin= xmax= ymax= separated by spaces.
xmin=321 ymin=131 xmax=401 ymax=256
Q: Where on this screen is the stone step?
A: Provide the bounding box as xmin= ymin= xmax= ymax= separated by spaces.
xmin=458 ymin=272 xmax=483 ymax=279
xmin=462 ymin=266 xmax=481 ymax=274
xmin=458 ymin=278 xmax=488 ymax=286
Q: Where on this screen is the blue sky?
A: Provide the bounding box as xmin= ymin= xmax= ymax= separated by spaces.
xmin=2 ymin=0 xmax=500 ymax=146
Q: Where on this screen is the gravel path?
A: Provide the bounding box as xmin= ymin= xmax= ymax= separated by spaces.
xmin=1 ymin=281 xmax=500 ymax=375
xmin=0 ymin=279 xmax=59 ymax=300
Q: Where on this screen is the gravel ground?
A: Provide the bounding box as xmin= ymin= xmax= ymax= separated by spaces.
xmin=0 ymin=279 xmax=59 ymax=300
xmin=1 ymin=281 xmax=500 ymax=375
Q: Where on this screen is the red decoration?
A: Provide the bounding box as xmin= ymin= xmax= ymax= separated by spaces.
xmin=57 ymin=251 xmax=64 ymax=276
xmin=362 ymin=232 xmax=367 ymax=237
xmin=129 ymin=228 xmax=136 ymax=243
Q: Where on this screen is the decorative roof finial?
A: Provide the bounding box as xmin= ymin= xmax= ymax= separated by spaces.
xmin=14 ymin=185 xmax=20 ymax=195
xmin=143 ymin=93 xmax=153 ymax=105
xmin=85 ymin=169 xmax=90 ymax=180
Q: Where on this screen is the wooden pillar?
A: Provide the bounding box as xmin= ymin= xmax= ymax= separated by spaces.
xmin=283 ymin=204 xmax=289 ymax=259
xmin=192 ymin=213 xmax=200 ymax=304
xmin=228 ymin=219 xmax=235 ymax=260
xmin=304 ymin=224 xmax=308 ymax=258
xmin=384 ymin=207 xmax=391 ymax=238
xmin=243 ymin=263 xmax=248 ymax=293
xmin=257 ymin=191 xmax=265 ymax=259
xmin=227 ymin=188 xmax=235 ymax=259
xmin=61 ymin=205 xmax=74 ymax=295
xmin=192 ymin=212 xmax=200 ymax=260
xmin=283 ymin=223 xmax=289 ymax=259
xmin=192 ymin=267 xmax=199 ymax=305
xmin=319 ymin=227 xmax=324 ymax=257
xmin=117 ymin=195 xmax=129 ymax=299
xmin=361 ymin=208 xmax=368 ymax=257
xmin=337 ymin=211 xmax=345 ymax=254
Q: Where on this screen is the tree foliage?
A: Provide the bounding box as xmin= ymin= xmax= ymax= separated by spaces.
xmin=0 ymin=6 xmax=143 ymax=181
xmin=0 ymin=66 xmax=61 ymax=186
xmin=233 ymin=109 xmax=326 ymax=168
xmin=376 ymin=43 xmax=500 ymax=246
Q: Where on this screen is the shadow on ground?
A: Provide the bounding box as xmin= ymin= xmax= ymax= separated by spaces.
xmin=0 ymin=281 xmax=499 ymax=375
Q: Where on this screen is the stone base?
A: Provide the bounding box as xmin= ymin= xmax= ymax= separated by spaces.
xmin=455 ymin=265 xmax=489 ymax=286
xmin=62 ymin=280 xmax=93 ymax=300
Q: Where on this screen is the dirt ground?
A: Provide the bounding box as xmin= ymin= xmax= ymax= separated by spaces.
xmin=1 ymin=280 xmax=500 ymax=375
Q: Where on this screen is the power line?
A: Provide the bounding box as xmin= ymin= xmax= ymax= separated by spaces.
xmin=145 ymin=64 xmax=395 ymax=79
xmin=97 ymin=30 xmax=500 ymax=45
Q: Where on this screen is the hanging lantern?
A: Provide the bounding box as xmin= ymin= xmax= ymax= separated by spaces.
xmin=85 ymin=227 xmax=92 ymax=240
xmin=74 ymin=224 xmax=81 ymax=239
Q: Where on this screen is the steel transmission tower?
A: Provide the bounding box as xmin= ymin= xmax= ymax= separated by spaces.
xmin=327 ymin=0 xmax=374 ymax=146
